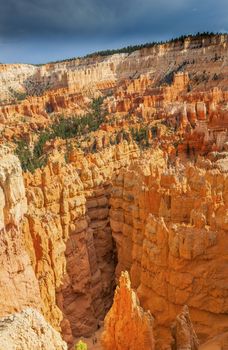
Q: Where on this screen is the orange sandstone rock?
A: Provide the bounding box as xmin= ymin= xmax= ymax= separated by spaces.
xmin=171 ymin=305 xmax=199 ymax=350
xmin=110 ymin=157 xmax=228 ymax=348
xmin=23 ymin=142 xmax=140 ymax=345
xmin=101 ymin=271 xmax=155 ymax=350
xmin=0 ymin=147 xmax=43 ymax=317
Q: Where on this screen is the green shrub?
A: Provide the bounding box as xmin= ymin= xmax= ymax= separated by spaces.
xmin=64 ymin=140 xmax=73 ymax=163
xmin=9 ymin=88 xmax=28 ymax=101
xmin=130 ymin=127 xmax=150 ymax=148
xmin=51 ymin=97 xmax=105 ymax=139
xmin=15 ymin=140 xmax=34 ymax=172
xmin=34 ymin=132 xmax=52 ymax=158
xmin=15 ymin=138 xmax=48 ymax=173
xmin=14 ymin=97 xmax=106 ymax=172
xmin=75 ymin=340 xmax=88 ymax=350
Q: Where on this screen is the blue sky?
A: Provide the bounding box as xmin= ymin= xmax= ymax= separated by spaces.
xmin=0 ymin=0 xmax=227 ymax=64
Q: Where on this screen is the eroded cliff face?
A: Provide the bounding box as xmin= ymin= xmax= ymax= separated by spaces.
xmin=1 ymin=34 xmax=227 ymax=101
xmin=110 ymin=155 xmax=228 ymax=349
xmin=21 ymin=142 xmax=226 ymax=350
xmin=0 ymin=139 xmax=228 ymax=349
xmin=101 ymin=274 xmax=200 ymax=350
xmin=0 ymin=34 xmax=227 ymax=350
xmin=0 ymin=147 xmax=42 ymax=316
xmin=0 ymin=34 xmax=227 ymax=145
xmin=23 ymin=142 xmax=139 ymax=345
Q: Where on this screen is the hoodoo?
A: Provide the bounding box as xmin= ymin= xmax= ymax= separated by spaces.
xmin=101 ymin=271 xmax=155 ymax=350
xmin=0 ymin=32 xmax=227 ymax=349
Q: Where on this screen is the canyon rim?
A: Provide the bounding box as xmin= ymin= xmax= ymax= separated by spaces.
xmin=0 ymin=7 xmax=227 ymax=349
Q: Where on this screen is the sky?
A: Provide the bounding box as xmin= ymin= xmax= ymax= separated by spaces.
xmin=0 ymin=0 xmax=227 ymax=64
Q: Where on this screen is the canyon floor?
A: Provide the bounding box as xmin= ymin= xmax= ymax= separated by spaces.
xmin=75 ymin=329 xmax=103 ymax=350
xmin=0 ymin=33 xmax=227 ymax=350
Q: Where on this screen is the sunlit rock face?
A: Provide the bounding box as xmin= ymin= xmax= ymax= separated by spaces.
xmin=110 ymin=156 xmax=228 ymax=348
xmin=101 ymin=271 xmax=155 ymax=350
xmin=0 ymin=147 xmax=42 ymax=317
xmin=23 ymin=142 xmax=140 ymax=345
xmin=0 ymin=34 xmax=227 ymax=350
xmin=0 ymin=34 xmax=227 ymax=132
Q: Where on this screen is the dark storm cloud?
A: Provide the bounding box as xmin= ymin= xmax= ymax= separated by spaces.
xmin=1 ymin=0 xmax=227 ymax=39
xmin=0 ymin=0 xmax=227 ymax=63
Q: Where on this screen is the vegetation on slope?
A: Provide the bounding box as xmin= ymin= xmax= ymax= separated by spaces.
xmin=9 ymin=88 xmax=28 ymax=101
xmin=75 ymin=340 xmax=88 ymax=350
xmin=42 ymin=32 xmax=222 ymax=65
xmin=14 ymin=97 xmax=105 ymax=172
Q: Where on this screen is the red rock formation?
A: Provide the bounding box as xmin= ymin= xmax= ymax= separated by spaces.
xmin=199 ymin=332 xmax=228 ymax=350
xmin=0 ymin=147 xmax=43 ymax=317
xmin=110 ymin=155 xmax=228 ymax=348
xmin=0 ymin=34 xmax=227 ymax=350
xmin=171 ymin=306 xmax=199 ymax=350
xmin=0 ymin=34 xmax=227 ymax=146
xmin=101 ymin=271 xmax=155 ymax=350
xmin=23 ymin=142 xmax=140 ymax=345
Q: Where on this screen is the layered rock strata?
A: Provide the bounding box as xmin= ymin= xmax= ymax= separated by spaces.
xmin=23 ymin=142 xmax=139 ymax=345
xmin=0 ymin=147 xmax=42 ymax=317
xmin=0 ymin=140 xmax=227 ymax=350
xmin=0 ymin=34 xmax=227 ymax=141
xmin=0 ymin=33 xmax=227 ymax=350
xmin=1 ymin=34 xmax=227 ymax=101
xmin=110 ymin=155 xmax=228 ymax=348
